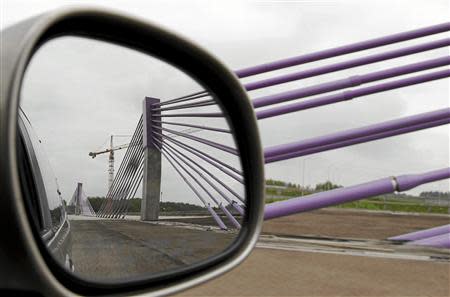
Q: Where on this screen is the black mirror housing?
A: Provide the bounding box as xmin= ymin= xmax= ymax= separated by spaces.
xmin=0 ymin=7 xmax=264 ymax=296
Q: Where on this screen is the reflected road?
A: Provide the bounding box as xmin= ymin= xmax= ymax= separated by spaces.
xmin=70 ymin=219 xmax=235 ymax=280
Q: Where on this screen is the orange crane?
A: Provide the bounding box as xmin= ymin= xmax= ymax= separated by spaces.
xmin=89 ymin=135 xmax=130 ymax=190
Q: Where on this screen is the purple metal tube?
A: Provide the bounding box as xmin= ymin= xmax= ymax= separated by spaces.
xmin=406 ymin=233 xmax=450 ymax=249
xmin=265 ymin=177 xmax=395 ymax=220
xmin=162 ymin=146 xmax=239 ymax=228
xmin=153 ymin=99 xmax=216 ymax=112
xmin=157 ymin=126 xmax=238 ymax=155
xmin=162 ymin=147 xmax=221 ymax=204
xmin=265 ymin=117 xmax=450 ymax=163
xmin=155 ymin=91 xmax=208 ymax=107
xmin=257 ymin=69 xmax=450 ymax=119
xmin=158 ymin=146 xmax=228 ymax=230
xmin=264 ymin=108 xmax=450 ymax=161
xmin=389 ymin=224 xmax=450 ymax=241
xmin=244 ymin=38 xmax=450 ymax=91
xmin=252 ymin=57 xmax=450 ymax=108
xmin=153 ymin=120 xmax=231 ymax=133
xmin=396 ymin=168 xmax=450 ymax=191
xmin=159 ymin=138 xmax=245 ymax=206
xmin=207 ymin=205 xmax=228 ymax=230
xmin=264 ymin=168 xmax=450 ymax=220
xmin=158 ymin=112 xmax=223 ymax=118
xmin=231 ymin=202 xmax=245 ymax=215
xmin=236 ymin=22 xmax=450 ymax=77
xmin=219 ymin=204 xmax=241 ymax=229
xmin=153 ymin=131 xmax=244 ymax=182
xmin=164 ymin=143 xmax=245 ymax=209
xmin=160 ymin=150 xmax=207 ymax=206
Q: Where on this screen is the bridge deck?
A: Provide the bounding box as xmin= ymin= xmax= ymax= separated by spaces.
xmin=70 ymin=219 xmax=235 ymax=280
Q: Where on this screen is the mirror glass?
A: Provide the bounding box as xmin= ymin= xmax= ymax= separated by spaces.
xmin=19 ymin=36 xmax=245 ymax=282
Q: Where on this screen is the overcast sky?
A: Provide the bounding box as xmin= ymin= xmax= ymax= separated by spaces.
xmin=3 ymin=0 xmax=449 ymax=206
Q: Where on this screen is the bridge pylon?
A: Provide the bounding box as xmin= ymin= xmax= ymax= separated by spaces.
xmin=140 ymin=97 xmax=162 ymax=221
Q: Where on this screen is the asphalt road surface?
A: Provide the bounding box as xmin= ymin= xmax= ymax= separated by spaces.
xmin=69 ymin=219 xmax=236 ymax=281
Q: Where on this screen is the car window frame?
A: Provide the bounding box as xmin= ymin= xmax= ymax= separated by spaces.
xmin=18 ymin=110 xmax=60 ymax=242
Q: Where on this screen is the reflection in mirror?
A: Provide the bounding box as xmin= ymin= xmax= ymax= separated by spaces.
xmin=19 ymin=36 xmax=245 ymax=282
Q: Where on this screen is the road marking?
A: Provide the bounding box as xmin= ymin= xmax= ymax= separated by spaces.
xmin=257 ymin=235 xmax=450 ymax=262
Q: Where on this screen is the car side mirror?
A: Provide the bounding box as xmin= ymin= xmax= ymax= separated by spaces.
xmin=0 ymin=7 xmax=264 ymax=296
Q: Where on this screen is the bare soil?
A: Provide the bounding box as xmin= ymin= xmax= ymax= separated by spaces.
xmin=178 ymin=248 xmax=450 ymax=297
xmin=262 ymin=208 xmax=449 ymax=239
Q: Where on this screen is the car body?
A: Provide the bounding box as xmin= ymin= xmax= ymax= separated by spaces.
xmin=0 ymin=7 xmax=264 ymax=296
xmin=17 ymin=109 xmax=74 ymax=272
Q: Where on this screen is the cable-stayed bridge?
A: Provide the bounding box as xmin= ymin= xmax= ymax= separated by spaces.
xmin=93 ymin=22 xmax=450 ymax=248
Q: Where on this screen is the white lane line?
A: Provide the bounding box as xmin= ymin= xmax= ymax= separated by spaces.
xmin=255 ymin=242 xmax=444 ymax=262
xmin=256 ymin=236 xmax=450 ymax=262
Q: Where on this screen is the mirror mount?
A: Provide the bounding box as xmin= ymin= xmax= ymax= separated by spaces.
xmin=0 ymin=7 xmax=264 ymax=296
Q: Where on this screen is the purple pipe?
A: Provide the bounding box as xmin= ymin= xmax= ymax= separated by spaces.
xmin=156 ymin=91 xmax=208 ymax=107
xmin=207 ymin=205 xmax=228 ymax=230
xmin=397 ymin=168 xmax=450 ymax=191
xmin=265 ymin=168 xmax=450 ymax=220
xmin=157 ymin=126 xmax=238 ymax=155
xmin=232 ymin=202 xmax=245 ymax=216
xmin=236 ymin=22 xmax=450 ymax=77
xmin=264 ymin=108 xmax=450 ymax=161
xmin=252 ymin=57 xmax=450 ymax=108
xmin=158 ymin=147 xmax=207 ymax=203
xmin=406 ymin=233 xmax=450 ymax=249
xmin=244 ymin=38 xmax=450 ymax=91
xmin=265 ymin=178 xmax=394 ymax=220
xmin=159 ymin=147 xmax=228 ymax=230
xmin=154 ymin=99 xmax=215 ymax=112
xmin=162 ymin=147 xmax=223 ymax=205
xmin=389 ymin=224 xmax=450 ymax=241
xmin=158 ymin=112 xmax=223 ymax=118
xmin=158 ymin=138 xmax=245 ymax=209
xmin=219 ymin=204 xmax=241 ymax=229
xmin=160 ymin=138 xmax=245 ymax=205
xmin=265 ymin=117 xmax=450 ymax=163
xmin=257 ymin=69 xmax=450 ymax=119
xmin=153 ymin=120 xmax=231 ymax=133
xmin=154 ymin=131 xmax=244 ymax=182
xmin=162 ymin=147 xmax=239 ymax=228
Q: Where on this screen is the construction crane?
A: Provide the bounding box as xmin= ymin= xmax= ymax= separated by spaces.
xmin=89 ymin=135 xmax=130 ymax=190
xmin=89 ymin=129 xmax=200 ymax=190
